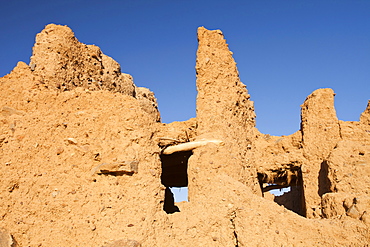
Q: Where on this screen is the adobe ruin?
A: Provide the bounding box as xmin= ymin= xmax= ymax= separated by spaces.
xmin=0 ymin=24 xmax=369 ymax=246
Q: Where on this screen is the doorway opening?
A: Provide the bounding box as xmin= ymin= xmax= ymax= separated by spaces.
xmin=258 ymin=166 xmax=306 ymax=217
xmin=160 ymin=150 xmax=192 ymax=214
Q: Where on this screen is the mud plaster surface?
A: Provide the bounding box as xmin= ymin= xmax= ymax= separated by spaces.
xmin=0 ymin=24 xmax=369 ymax=246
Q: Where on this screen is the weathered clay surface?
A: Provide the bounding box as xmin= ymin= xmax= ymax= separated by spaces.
xmin=0 ymin=24 xmax=369 ymax=246
xmin=135 ymin=87 xmax=161 ymax=122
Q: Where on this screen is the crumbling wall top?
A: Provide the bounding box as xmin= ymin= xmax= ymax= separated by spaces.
xmin=29 ymin=24 xmax=136 ymax=96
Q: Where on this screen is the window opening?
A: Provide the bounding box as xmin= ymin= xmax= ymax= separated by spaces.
xmin=160 ymin=150 xmax=192 ymax=214
xmin=258 ymin=166 xmax=306 ymax=217
xmin=268 ymin=185 xmax=291 ymax=196
xmin=171 ymin=187 xmax=188 ymax=202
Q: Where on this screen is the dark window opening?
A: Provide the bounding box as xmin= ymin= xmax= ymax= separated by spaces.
xmin=160 ymin=151 xmax=192 ymax=214
xmin=258 ymin=166 xmax=306 ymax=217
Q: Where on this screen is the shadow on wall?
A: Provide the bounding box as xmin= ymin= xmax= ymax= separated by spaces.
xmin=318 ymin=160 xmax=332 ymax=196
xmin=163 ymin=187 xmax=180 ymax=214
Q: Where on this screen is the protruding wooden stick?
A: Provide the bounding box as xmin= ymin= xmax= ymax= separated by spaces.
xmin=162 ymin=139 xmax=223 ymax=155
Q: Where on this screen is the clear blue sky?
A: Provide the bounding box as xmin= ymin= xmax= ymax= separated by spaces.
xmin=1 ymin=0 xmax=369 ymax=136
